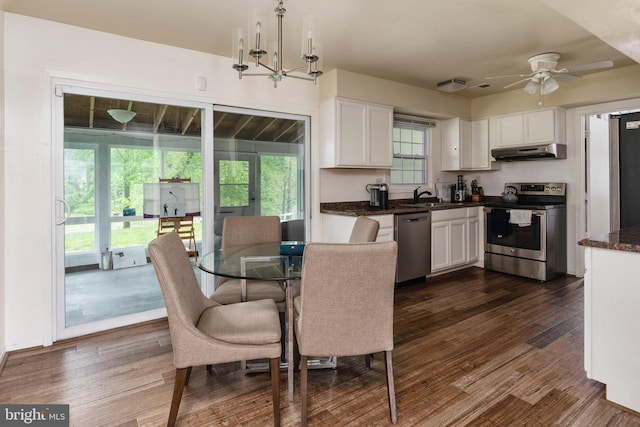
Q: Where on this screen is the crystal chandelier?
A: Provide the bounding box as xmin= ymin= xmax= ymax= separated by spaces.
xmin=231 ymin=0 xmax=323 ymax=87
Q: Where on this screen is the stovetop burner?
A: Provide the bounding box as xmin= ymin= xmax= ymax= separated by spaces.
xmin=486 ymin=182 xmax=567 ymax=210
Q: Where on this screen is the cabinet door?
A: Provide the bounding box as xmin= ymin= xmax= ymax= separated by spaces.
xmin=449 ymin=218 xmax=467 ymax=267
xmin=336 ymin=99 xmax=368 ymax=166
xmin=431 ymin=221 xmax=450 ymax=271
xmin=459 ymin=119 xmax=473 ymax=169
xmin=441 ymin=118 xmax=461 ymax=171
xmin=467 ymin=216 xmax=479 ymax=262
xmin=492 ymin=114 xmax=523 ymax=147
xmin=368 ymin=104 xmax=393 ymax=167
xmin=470 ymin=118 xmax=489 ymax=168
xmin=321 ymin=214 xmax=356 ymax=242
xmin=370 ymin=214 xmax=394 ymax=241
xmin=524 ymin=109 xmax=555 ymax=144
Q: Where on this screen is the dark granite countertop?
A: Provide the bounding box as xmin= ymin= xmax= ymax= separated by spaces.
xmin=320 ymin=199 xmax=487 ymax=217
xmin=578 ymin=226 xmax=640 ymax=253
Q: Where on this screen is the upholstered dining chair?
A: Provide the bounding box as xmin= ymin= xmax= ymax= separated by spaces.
xmin=291 ymin=216 xmax=379 ymax=303
xmin=148 ymin=232 xmax=282 ymax=427
xmin=349 ymin=216 xmax=380 ymax=242
xmin=209 ymin=216 xmax=286 ymax=310
xmin=294 ymin=241 xmax=398 ymax=426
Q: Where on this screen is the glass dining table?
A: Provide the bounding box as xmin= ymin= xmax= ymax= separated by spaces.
xmin=198 ymin=241 xmax=304 ymax=401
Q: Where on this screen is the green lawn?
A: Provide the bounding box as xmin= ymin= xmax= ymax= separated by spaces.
xmin=65 ymin=218 xmax=203 ymax=252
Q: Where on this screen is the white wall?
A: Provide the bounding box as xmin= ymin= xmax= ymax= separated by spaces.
xmin=2 ymin=13 xmax=320 ymax=350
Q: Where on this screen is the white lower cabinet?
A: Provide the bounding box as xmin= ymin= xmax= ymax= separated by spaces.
xmin=467 ymin=211 xmax=480 ymax=263
xmin=321 ymin=214 xmax=393 ymax=242
xmin=431 ymin=207 xmax=480 ymax=274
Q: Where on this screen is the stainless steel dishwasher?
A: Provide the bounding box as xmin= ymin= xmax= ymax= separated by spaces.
xmin=394 ymin=212 xmax=431 ymax=283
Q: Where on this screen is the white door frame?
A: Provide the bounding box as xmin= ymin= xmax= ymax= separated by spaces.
xmin=570 ymin=97 xmax=640 ymax=277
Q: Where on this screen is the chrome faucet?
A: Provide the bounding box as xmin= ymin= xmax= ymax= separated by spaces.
xmin=413 ymin=186 xmax=432 ymax=203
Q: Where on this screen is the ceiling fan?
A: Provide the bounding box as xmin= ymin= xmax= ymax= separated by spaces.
xmin=486 ymin=52 xmax=613 ymax=95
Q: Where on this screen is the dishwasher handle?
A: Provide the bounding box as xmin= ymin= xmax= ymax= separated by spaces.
xmin=401 ymin=216 xmax=429 ymax=223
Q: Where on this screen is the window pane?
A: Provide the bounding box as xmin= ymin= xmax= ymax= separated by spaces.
xmin=110 ymin=220 xmax=158 ymax=248
xmin=64 ymin=223 xmax=95 ymax=253
xmin=64 ymin=148 xmax=97 ymax=253
xmin=219 ymin=160 xmax=249 ymax=207
xmin=400 ymin=128 xmax=412 ymax=142
xmin=163 ymin=151 xmax=202 ymax=183
xmin=390 ymin=119 xmax=430 ymax=185
xmin=110 ymin=148 xmax=160 ymax=216
xmin=261 ymin=155 xmax=298 ymax=219
xmin=412 ymin=130 xmax=424 ymax=143
xmin=65 ymin=148 xmax=95 ymax=218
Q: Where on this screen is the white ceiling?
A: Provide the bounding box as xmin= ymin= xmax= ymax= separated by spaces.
xmin=1 ymin=0 xmax=638 ymax=98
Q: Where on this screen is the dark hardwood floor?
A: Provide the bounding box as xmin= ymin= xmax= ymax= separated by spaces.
xmin=2 ymin=267 xmax=640 ymax=426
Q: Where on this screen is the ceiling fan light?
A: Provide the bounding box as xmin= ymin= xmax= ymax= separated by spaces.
xmin=541 ymin=76 xmax=559 ymax=95
xmin=523 ymin=79 xmax=539 ymax=95
xmin=107 ymin=109 xmax=136 ymax=124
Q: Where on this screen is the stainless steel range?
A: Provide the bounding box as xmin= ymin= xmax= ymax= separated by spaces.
xmin=484 ymin=182 xmax=567 ymax=281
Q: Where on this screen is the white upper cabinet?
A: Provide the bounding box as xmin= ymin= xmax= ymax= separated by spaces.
xmin=320 ymin=97 xmax=393 ymax=168
xmin=490 ymin=107 xmax=565 ymax=148
xmin=442 ymin=117 xmax=494 ymax=171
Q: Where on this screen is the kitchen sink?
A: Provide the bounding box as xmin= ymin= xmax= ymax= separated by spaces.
xmin=399 ymin=202 xmax=466 ymax=208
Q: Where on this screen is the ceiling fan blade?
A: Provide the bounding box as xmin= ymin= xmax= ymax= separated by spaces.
xmin=553 ymin=73 xmax=580 ymax=83
xmin=557 ymin=60 xmax=613 ymax=73
xmin=503 ymin=77 xmax=532 ymax=89
xmin=485 ymin=72 xmax=533 ymax=80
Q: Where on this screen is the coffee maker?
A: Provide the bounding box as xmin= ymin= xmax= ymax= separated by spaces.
xmin=366 ymin=183 xmax=389 ymax=209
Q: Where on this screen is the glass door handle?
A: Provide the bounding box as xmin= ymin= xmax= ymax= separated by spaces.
xmin=56 ymin=197 xmax=71 ymax=225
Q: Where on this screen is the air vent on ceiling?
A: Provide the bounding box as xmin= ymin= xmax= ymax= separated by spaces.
xmin=467 ymin=83 xmax=492 ymax=91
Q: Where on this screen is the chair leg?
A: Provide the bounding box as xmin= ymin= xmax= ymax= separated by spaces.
xmin=184 ymin=366 xmax=192 ymax=386
xmin=365 ymin=353 xmax=373 ymax=369
xmin=270 ymin=357 xmax=281 ymax=427
xmin=300 ymin=355 xmax=309 ymax=427
xmin=168 ymin=367 xmax=191 ymax=427
xmin=292 ymin=331 xmax=301 ymax=373
xmin=384 ymin=351 xmax=398 ymax=424
xmin=279 ymin=311 xmax=287 ymax=363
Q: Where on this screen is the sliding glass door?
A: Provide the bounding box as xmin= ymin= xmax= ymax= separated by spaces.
xmin=212 ymin=105 xmax=309 ymax=246
xmin=55 ymin=86 xmax=211 ymax=339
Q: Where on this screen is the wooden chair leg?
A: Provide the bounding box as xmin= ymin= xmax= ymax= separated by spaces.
xmin=184 ymin=366 xmax=192 ymax=386
xmin=385 ymin=351 xmax=398 ymax=424
xmin=270 ymin=357 xmax=281 ymax=427
xmin=168 ymin=367 xmax=191 ymax=427
xmin=301 ymin=355 xmax=309 ymax=427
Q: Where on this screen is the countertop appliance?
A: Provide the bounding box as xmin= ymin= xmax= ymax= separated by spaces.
xmin=395 ymin=212 xmax=431 ymax=283
xmin=366 ymin=183 xmax=389 ymax=209
xmin=484 ymin=182 xmax=567 ymax=281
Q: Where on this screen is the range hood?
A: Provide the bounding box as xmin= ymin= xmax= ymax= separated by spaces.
xmin=491 ymin=143 xmax=567 ymax=161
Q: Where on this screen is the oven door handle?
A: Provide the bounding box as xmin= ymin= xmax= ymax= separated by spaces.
xmin=484 ymin=207 xmax=544 ymax=216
